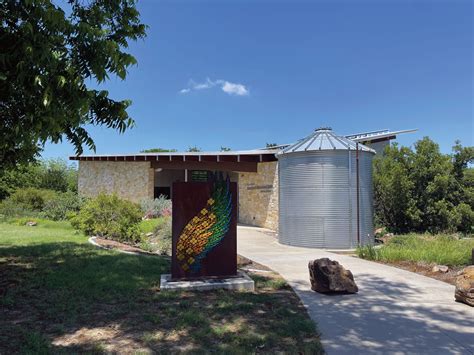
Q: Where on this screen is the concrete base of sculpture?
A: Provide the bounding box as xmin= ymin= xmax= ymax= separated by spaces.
xmin=160 ymin=271 xmax=255 ymax=292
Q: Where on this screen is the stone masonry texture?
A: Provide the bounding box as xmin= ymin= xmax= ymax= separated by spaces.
xmin=78 ymin=161 xmax=154 ymax=203
xmin=238 ymin=162 xmax=279 ymax=231
xmin=78 ymin=160 xmax=279 ymax=230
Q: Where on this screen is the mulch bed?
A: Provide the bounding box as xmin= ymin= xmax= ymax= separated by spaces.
xmin=92 ymin=237 xmax=158 ymax=256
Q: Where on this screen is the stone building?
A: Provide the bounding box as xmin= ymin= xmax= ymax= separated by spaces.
xmin=75 ymin=150 xmax=281 ymax=230
xmin=72 ymin=128 xmax=415 ymax=231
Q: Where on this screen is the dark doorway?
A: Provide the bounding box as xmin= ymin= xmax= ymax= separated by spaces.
xmin=154 ymin=186 xmax=171 ymax=199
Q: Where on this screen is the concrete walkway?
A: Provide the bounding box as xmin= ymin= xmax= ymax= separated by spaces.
xmin=237 ymin=225 xmax=474 ymax=355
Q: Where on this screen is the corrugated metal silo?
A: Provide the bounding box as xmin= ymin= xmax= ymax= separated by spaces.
xmin=277 ymin=128 xmax=375 ymax=249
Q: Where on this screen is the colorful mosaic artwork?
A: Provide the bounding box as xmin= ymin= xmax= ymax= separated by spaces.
xmin=176 ymin=174 xmax=233 ymax=273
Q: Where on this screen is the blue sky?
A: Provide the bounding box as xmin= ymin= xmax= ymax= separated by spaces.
xmin=44 ymin=0 xmax=473 ymax=160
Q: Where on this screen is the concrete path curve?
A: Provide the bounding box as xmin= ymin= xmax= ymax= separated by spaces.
xmin=237 ymin=225 xmax=474 ymax=355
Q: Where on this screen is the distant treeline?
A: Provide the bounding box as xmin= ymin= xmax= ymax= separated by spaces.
xmin=374 ymin=137 xmax=473 ymax=234
xmin=0 ymin=159 xmax=78 ymax=200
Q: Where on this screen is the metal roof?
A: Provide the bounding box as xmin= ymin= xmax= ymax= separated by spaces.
xmin=278 ymin=128 xmax=375 ymax=154
xmin=345 ymin=128 xmax=418 ymax=142
xmin=70 ymin=148 xmax=278 ymax=162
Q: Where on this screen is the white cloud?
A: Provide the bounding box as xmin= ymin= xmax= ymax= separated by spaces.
xmin=179 ymin=78 xmax=249 ymax=96
xmin=221 ymin=81 xmax=249 ymax=96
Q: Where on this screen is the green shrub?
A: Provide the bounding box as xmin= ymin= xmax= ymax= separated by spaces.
xmin=139 ymin=216 xmax=172 ymax=255
xmin=70 ymin=193 xmax=143 ymax=244
xmin=0 ymin=198 xmax=38 ymax=218
xmin=0 ymin=159 xmax=78 ymax=200
xmin=0 ymin=188 xmax=57 ymax=218
xmin=140 ymin=196 xmax=172 ymax=218
xmin=139 ymin=218 xmax=164 ymax=234
xmin=155 ymin=217 xmax=172 ymax=254
xmin=8 ymin=188 xmax=58 ymax=211
xmin=41 ymin=192 xmax=85 ymax=221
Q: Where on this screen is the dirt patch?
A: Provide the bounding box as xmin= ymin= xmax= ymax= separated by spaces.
xmin=52 ymin=326 xmax=149 ymax=353
xmin=237 ymin=254 xmax=272 ymax=272
xmin=92 ymin=237 xmax=158 ymax=256
xmin=376 ymin=260 xmax=463 ymax=285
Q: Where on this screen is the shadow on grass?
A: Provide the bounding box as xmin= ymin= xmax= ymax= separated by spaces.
xmin=1 ymin=242 xmax=322 ymax=354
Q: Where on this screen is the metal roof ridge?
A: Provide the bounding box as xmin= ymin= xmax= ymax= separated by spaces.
xmin=279 ymin=128 xmax=375 ymax=154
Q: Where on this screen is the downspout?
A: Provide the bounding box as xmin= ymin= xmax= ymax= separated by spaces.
xmin=348 ymin=148 xmax=353 ymax=248
xmin=356 ymin=143 xmax=360 ymax=246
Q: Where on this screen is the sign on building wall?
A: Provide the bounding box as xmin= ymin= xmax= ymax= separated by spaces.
xmin=171 ymin=174 xmax=237 ymax=279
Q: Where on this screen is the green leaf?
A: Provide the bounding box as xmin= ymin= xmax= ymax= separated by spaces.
xmin=0 ymin=0 xmax=147 ymax=169
xmin=34 ymin=76 xmax=43 ymax=87
xmin=57 ymin=76 xmax=66 ymax=88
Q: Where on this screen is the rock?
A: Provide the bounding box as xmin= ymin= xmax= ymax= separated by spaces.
xmin=432 ymin=265 xmax=449 ymax=273
xmin=374 ymin=227 xmax=385 ymax=235
xmin=455 ymin=266 xmax=474 ymax=307
xmin=378 ymin=233 xmax=394 ymax=244
xmin=25 ymin=221 xmax=37 ymax=227
xmin=308 ymin=258 xmax=358 ymax=294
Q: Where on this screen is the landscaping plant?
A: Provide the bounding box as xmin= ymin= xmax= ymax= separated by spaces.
xmin=0 ymin=188 xmax=58 ymax=218
xmin=70 ymin=193 xmax=143 ymax=244
xmin=139 ymin=216 xmax=172 ymax=255
xmin=357 ymin=234 xmax=474 ymax=266
xmin=140 ymin=196 xmax=172 ymax=219
xmin=41 ymin=191 xmax=85 ymax=221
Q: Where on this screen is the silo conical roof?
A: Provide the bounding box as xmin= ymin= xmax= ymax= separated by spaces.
xmin=279 ymin=128 xmax=375 ymax=154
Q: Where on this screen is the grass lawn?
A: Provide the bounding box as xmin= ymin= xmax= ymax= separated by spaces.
xmin=358 ymin=234 xmax=474 ymax=266
xmin=0 ymin=220 xmax=323 ymax=354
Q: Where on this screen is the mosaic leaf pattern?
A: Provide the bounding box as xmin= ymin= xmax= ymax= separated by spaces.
xmin=176 ymin=175 xmax=232 ymax=273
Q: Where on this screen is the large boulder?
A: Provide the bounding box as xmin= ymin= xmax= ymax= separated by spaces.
xmin=455 ymin=266 xmax=474 ymax=307
xmin=308 ymin=258 xmax=358 ymax=294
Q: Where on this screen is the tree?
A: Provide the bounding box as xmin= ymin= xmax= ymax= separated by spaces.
xmin=0 ymin=159 xmax=78 ymax=199
xmin=0 ymin=163 xmax=41 ymax=199
xmin=0 ymin=0 xmax=147 ymax=170
xmin=410 ymin=138 xmax=459 ymax=232
xmin=39 ymin=159 xmax=78 ymax=192
xmin=266 ymin=143 xmax=278 ymax=148
xmin=373 ymin=144 xmax=419 ymax=233
xmin=373 ymin=138 xmax=474 ymax=234
xmin=220 ymin=146 xmax=231 ymax=151
xmin=452 ymin=140 xmax=474 ymax=181
xmin=140 ymin=148 xmax=177 ymax=153
xmin=187 ymin=146 xmax=201 ymax=152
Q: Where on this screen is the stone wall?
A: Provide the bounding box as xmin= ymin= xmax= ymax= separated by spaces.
xmin=78 ymin=160 xmax=279 ymax=230
xmin=78 ymin=161 xmax=154 ymax=203
xmin=238 ymin=162 xmax=279 ymax=231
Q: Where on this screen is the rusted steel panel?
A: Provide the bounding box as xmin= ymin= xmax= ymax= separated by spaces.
xmin=171 ymin=178 xmax=237 ymax=279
